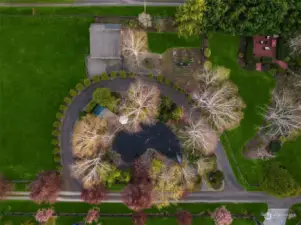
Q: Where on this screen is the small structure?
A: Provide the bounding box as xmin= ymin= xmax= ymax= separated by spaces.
xmin=253 ymin=35 xmax=288 ymax=69
xmin=92 ymin=105 xmax=105 ymax=117
xmin=87 ymin=24 xmax=122 ymax=77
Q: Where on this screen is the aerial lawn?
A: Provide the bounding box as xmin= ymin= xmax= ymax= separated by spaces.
xmin=208 ymin=33 xmax=275 ymax=189
xmin=276 ymin=136 xmax=301 ymax=185
xmin=0 ymin=16 xmax=91 ymax=179
xmin=0 ymin=201 xmax=267 ymax=224
xmin=286 ymin=203 xmax=301 ymax=225
xmin=148 ymin=32 xmax=202 ymax=54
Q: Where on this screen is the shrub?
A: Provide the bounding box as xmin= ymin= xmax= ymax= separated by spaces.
xmin=110 ymin=72 xmax=117 ymax=79
xmin=52 ymin=130 xmax=59 ymax=137
xmin=268 ymin=140 xmax=282 ymax=154
xmin=129 ymin=72 xmax=135 ymax=78
xmin=261 ymin=57 xmax=273 ymax=63
xmin=154 ymin=17 xmax=166 ymax=32
xmin=83 ymin=78 xmax=91 ymax=87
xmin=204 ymin=48 xmax=211 ymax=58
xmin=69 ymin=89 xmax=77 ymax=97
xmin=86 ymin=101 xmax=97 ymax=113
xmin=52 ymin=121 xmax=61 ymax=128
xmin=173 ymin=82 xmax=180 ymax=90
xmin=101 ymin=72 xmax=109 ymax=80
xmin=119 ymin=70 xmax=127 ymax=78
xmin=156 ymin=75 xmax=164 ymax=83
xmin=245 ymin=37 xmax=254 ymax=62
xmin=75 ymin=83 xmax=85 ymax=91
xmin=92 ymin=75 xmax=101 ymax=83
xmin=172 ymin=107 xmax=184 ymax=121
xmin=92 ymin=88 xmax=120 ymax=112
xmin=55 ymin=112 xmax=63 ymax=120
xmin=207 ymin=170 xmax=224 ymax=189
xmin=268 ymin=68 xmax=277 ymax=76
xmin=51 ymin=139 xmax=59 ymax=146
xmin=276 ymin=37 xmax=285 ymax=60
xmin=204 ymin=60 xmax=212 ymax=71
xmin=259 ymin=161 xmax=300 ymax=197
xmin=238 ymin=52 xmax=244 ymax=58
xmin=56 ymin=165 xmax=63 ymax=173
xmin=52 ymin=148 xmax=60 ymax=155
xmin=164 ymin=77 xmax=170 ymax=85
xmin=54 ymin=155 xmax=61 ymax=163
xmin=59 ymin=105 xmax=67 ymax=112
xmin=64 ymin=97 xmax=72 ymax=105
xmin=147 ymin=74 xmax=153 ymax=79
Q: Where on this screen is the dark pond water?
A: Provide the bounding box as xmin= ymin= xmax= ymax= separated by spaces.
xmin=112 ymin=122 xmax=182 ymax=164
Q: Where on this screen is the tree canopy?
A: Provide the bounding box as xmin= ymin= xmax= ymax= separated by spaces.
xmin=176 ymin=0 xmax=301 ymax=36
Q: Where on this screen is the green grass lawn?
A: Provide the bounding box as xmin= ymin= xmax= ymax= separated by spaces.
xmin=276 ymin=136 xmax=301 ymax=185
xmin=0 ymin=201 xmax=267 ymax=225
xmin=286 ymin=203 xmax=301 ymax=225
xmin=0 ymin=16 xmax=91 ymax=179
xmin=208 ymin=33 xmax=275 ymax=189
xmin=148 ymin=32 xmax=202 ymax=53
xmin=0 ymin=6 xmax=176 ymax=16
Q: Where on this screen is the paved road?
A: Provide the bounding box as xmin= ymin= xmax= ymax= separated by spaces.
xmin=0 ymin=0 xmax=185 ymax=7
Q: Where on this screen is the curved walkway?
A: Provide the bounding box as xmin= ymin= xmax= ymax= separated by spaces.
xmin=60 ymin=76 xmax=243 ymax=192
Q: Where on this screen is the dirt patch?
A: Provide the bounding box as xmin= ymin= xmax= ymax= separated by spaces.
xmin=162 ymin=48 xmax=202 ymax=92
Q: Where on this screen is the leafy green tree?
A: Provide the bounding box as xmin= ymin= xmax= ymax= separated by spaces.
xmin=204 ymin=0 xmax=289 ymax=35
xmin=92 ymin=88 xmax=120 ymax=112
xmin=259 ymin=161 xmax=300 ymax=197
xmin=176 ymin=0 xmax=206 ymax=37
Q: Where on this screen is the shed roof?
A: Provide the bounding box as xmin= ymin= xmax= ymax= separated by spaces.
xmin=89 ymin=24 xmax=121 ymax=58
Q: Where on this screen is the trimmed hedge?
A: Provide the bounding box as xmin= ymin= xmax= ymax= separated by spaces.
xmin=245 ymin=37 xmax=254 ymax=62
xmin=276 ymin=37 xmax=285 ymax=60
xmin=261 ymin=57 xmax=273 ymax=63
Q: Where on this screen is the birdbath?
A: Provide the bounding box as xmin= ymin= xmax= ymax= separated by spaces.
xmin=119 ymin=116 xmax=128 ymax=125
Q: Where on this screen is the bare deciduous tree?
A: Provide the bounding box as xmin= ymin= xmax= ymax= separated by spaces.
xmin=180 ymin=118 xmax=219 ymax=156
xmin=289 ymin=34 xmax=301 ymax=55
xmin=261 ymin=90 xmax=301 ymax=137
xmin=35 ymin=208 xmax=55 ymax=224
xmin=71 ymin=155 xmax=113 ymax=188
xmin=120 ymin=79 xmax=160 ymax=132
xmin=193 ymin=81 xmax=245 ymax=132
xmin=72 ymin=114 xmax=112 ymax=158
xmin=194 ymin=66 xmax=230 ymax=86
xmin=121 ymin=29 xmax=148 ymax=69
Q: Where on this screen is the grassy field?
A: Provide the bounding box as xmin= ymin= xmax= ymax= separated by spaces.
xmin=0 ymin=16 xmax=90 ymax=179
xmin=0 ymin=6 xmax=176 ymax=16
xmin=208 ymin=33 xmax=276 ymax=189
xmin=0 ymin=201 xmax=267 ymax=224
xmin=286 ymin=203 xmax=301 ymax=225
xmin=148 ymin=32 xmax=202 ymax=53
